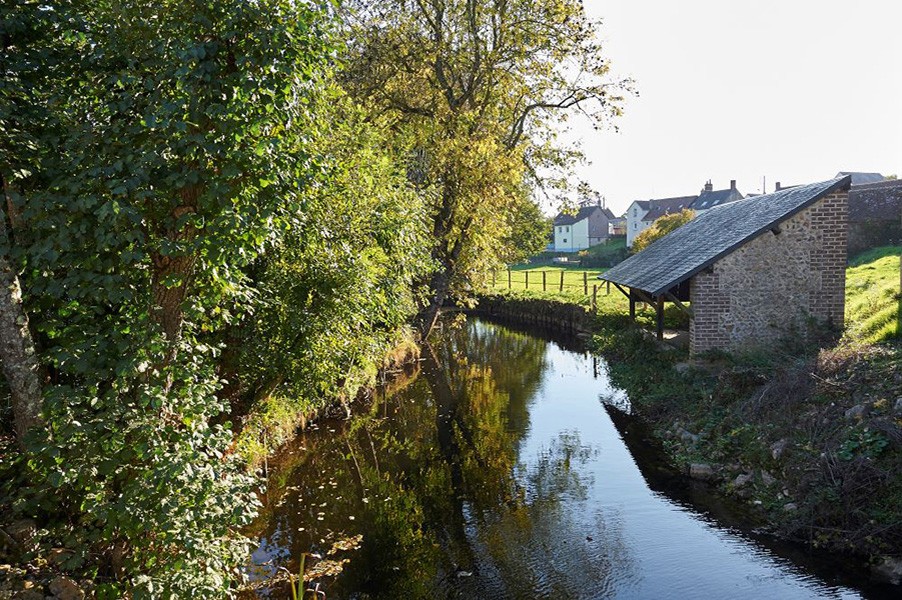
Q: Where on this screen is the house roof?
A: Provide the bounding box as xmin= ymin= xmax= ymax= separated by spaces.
xmin=554 ymin=204 xmax=615 ymax=226
xmin=836 ymin=171 xmax=884 ymax=185
xmin=600 ymin=176 xmax=852 ymax=296
xmin=849 ymin=179 xmax=902 ymax=221
xmin=693 ymin=187 xmax=743 ymax=210
xmin=639 ymin=195 xmax=698 ymax=222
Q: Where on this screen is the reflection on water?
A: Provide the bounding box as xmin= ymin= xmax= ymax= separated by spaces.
xmin=247 ymin=319 xmax=887 ymax=599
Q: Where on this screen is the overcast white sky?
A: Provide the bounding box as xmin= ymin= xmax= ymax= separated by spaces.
xmin=567 ymin=0 xmax=902 ymax=216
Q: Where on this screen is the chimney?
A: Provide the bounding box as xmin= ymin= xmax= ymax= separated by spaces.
xmin=775 ymin=182 xmax=782 ymax=191
xmin=730 ymin=179 xmax=736 ymax=190
xmin=703 ymin=180 xmax=713 ymax=192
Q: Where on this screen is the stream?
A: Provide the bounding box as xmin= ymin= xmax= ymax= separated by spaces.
xmin=245 ymin=318 xmax=892 ymax=599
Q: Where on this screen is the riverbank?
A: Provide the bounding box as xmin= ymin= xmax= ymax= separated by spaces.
xmin=475 ymin=246 xmax=901 ymax=582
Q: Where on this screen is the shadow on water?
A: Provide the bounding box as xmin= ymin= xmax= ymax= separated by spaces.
xmin=603 ymin=404 xmax=897 ymax=599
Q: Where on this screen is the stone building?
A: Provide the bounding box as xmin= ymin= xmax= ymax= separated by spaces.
xmin=600 ymin=176 xmax=851 ymax=355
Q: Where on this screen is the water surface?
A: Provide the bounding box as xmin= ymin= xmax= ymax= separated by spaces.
xmin=247 ymin=319 xmax=887 ymax=599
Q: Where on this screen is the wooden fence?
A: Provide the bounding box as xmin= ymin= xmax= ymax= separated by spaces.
xmin=491 ymin=269 xmax=612 ymax=311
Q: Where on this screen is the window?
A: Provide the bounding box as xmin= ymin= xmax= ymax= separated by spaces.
xmin=565 ymin=226 xmax=570 ymax=233
xmin=633 ymin=223 xmax=637 ymax=230
xmin=633 ymin=208 xmax=637 ymax=217
xmin=563 ymin=238 xmax=568 ymax=243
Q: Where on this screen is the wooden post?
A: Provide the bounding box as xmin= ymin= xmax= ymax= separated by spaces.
xmin=592 ymin=284 xmax=598 ymax=312
xmin=629 ymin=294 xmax=636 ymax=320
xmin=606 ymin=281 xmax=611 ymax=295
xmin=525 ymin=271 xmax=529 ymax=289
xmin=656 ymin=295 xmax=665 ymax=341
xmin=559 ymin=271 xmax=564 ymax=292
xmin=583 ymin=271 xmax=588 ymax=295
xmin=507 ymin=268 xmax=511 ymax=289
xmin=542 ymin=270 xmax=547 ymax=291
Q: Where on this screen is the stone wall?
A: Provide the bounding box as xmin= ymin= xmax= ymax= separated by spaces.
xmin=690 ymin=191 xmax=847 ymax=354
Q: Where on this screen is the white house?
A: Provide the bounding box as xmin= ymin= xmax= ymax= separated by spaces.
xmin=552 ymin=204 xmax=615 ymax=252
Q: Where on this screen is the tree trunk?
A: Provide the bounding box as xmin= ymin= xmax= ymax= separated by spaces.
xmin=0 ymin=195 xmax=43 ymax=447
xmin=148 ymin=186 xmax=201 ymax=374
xmin=416 ymin=267 xmax=453 ymax=339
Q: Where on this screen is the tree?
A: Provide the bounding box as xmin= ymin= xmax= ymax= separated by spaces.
xmin=632 ymin=209 xmax=695 ymax=252
xmin=340 ymin=0 xmax=631 ymax=335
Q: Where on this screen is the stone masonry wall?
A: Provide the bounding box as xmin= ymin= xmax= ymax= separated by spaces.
xmin=690 ymin=191 xmax=847 ymax=355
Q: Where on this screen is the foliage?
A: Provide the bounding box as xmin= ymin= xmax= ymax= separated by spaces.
xmin=340 ymin=0 xmax=632 ymax=333
xmin=0 ymin=0 xmax=429 ymax=595
xmin=577 ymin=237 xmax=629 ymax=268
xmin=631 ymin=209 xmax=695 ymax=252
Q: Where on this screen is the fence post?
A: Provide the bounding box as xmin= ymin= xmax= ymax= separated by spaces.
xmin=607 ymin=280 xmax=611 ymax=295
xmin=508 ymin=268 xmax=511 ymax=289
xmin=542 ymin=270 xmax=547 ymax=291
xmin=583 ymin=271 xmax=588 ymax=295
xmin=525 ymin=271 xmax=529 ymax=289
xmin=559 ymin=271 xmax=564 ymax=292
xmin=592 ymin=284 xmax=598 ymax=312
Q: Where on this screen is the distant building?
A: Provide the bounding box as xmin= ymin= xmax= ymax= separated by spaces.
xmin=625 ymin=180 xmax=743 ymax=247
xmin=552 ymin=203 xmax=616 ymax=252
xmin=836 ymin=171 xmax=885 ymax=185
xmin=848 ymin=179 xmax=902 ymax=257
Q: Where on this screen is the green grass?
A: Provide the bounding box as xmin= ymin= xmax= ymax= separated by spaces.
xmin=492 ymin=265 xmax=608 ymax=295
xmin=844 ymin=246 xmax=901 ymax=344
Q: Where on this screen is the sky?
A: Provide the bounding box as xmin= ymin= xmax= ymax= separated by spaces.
xmin=564 ymin=0 xmax=902 ymax=216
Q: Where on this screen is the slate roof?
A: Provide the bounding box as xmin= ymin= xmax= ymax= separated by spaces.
xmin=836 ymin=171 xmax=884 ymax=185
xmin=554 ymin=204 xmax=615 ymax=226
xmin=554 ymin=205 xmax=596 ymax=226
xmin=849 ymin=179 xmax=902 ymax=221
xmin=600 ymin=176 xmax=852 ymax=296
xmin=640 ymin=195 xmax=698 ymax=222
xmin=693 ymin=187 xmax=743 ymax=210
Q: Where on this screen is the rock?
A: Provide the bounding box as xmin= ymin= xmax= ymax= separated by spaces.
xmin=783 ymin=503 xmax=798 ymax=512
xmin=845 ymin=404 xmax=869 ymax=420
xmin=689 ymin=463 xmax=715 ymax=481
xmin=12 ymin=590 xmax=44 ymax=600
xmin=733 ymin=473 xmax=754 ymax=488
xmin=6 ymin=520 xmax=37 ymax=551
xmin=674 ymin=362 xmax=691 ymax=375
xmin=771 ymin=439 xmax=789 ymax=461
xmin=680 ymin=430 xmax=700 ymax=445
xmin=872 ymin=556 xmax=902 ymax=585
xmin=48 ymin=576 xmax=83 ymax=600
xmin=894 ymin=397 xmax=902 ymax=415
xmin=48 ymin=548 xmax=74 ymax=566
xmin=760 ymin=470 xmax=776 ymax=487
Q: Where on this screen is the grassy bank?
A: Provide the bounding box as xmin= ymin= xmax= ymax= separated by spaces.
xmin=589 ymin=246 xmax=901 ymax=562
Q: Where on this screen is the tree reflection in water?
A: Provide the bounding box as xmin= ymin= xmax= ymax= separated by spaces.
xmin=248 ymin=320 xmax=633 ymax=599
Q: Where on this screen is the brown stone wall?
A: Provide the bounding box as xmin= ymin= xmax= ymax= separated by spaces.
xmin=690 ymin=191 xmax=847 ymax=355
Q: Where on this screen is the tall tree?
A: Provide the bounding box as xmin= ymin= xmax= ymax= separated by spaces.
xmin=341 ymin=0 xmax=631 ymax=335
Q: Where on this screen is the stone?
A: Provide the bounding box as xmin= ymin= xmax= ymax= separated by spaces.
xmin=5 ymin=520 xmax=37 ymax=551
xmin=760 ymin=470 xmax=776 ymax=487
xmin=783 ymin=503 xmax=798 ymax=512
xmin=48 ymin=577 xmax=83 ymax=600
xmin=689 ymin=463 xmax=715 ymax=481
xmin=872 ymin=556 xmax=902 ymax=586
xmin=674 ymin=362 xmax=691 ymax=375
xmin=680 ymin=430 xmax=700 ymax=445
xmin=845 ymin=404 xmax=869 ymax=420
xmin=771 ymin=439 xmax=789 ymax=460
xmin=894 ymin=397 xmax=902 ymax=415
xmin=12 ymin=591 xmax=43 ymax=600
xmin=733 ymin=473 xmax=754 ymax=488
